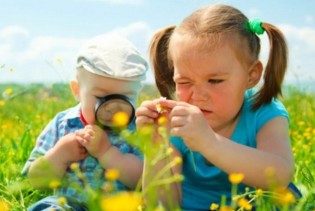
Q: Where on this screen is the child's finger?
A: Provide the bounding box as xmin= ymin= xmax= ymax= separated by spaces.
xmin=158 ymin=99 xmax=178 ymax=110
xmin=136 ymin=106 xmax=159 ymax=118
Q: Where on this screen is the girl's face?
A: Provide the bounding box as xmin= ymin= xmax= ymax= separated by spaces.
xmin=172 ymin=38 xmax=259 ymax=135
xmin=71 ymin=70 xmax=140 ymax=125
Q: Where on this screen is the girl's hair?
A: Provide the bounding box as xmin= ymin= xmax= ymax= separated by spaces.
xmin=149 ymin=4 xmax=288 ymax=110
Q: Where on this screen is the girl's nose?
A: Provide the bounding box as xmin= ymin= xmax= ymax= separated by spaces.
xmin=191 ymin=84 xmax=209 ymax=101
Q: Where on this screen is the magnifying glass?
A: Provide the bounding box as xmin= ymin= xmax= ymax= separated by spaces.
xmin=94 ymin=94 xmax=135 ymax=131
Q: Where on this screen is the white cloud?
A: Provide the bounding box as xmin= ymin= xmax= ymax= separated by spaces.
xmin=248 ymin=7 xmax=261 ymax=18
xmin=110 ymin=22 xmax=152 ymax=54
xmin=87 ymin=0 xmax=144 ymax=5
xmin=0 ymin=25 xmax=29 ymax=39
xmin=277 ymin=24 xmax=315 ymax=82
xmin=0 ymin=22 xmax=154 ymax=83
xmin=305 ymin=15 xmax=314 ymax=24
xmin=280 ymin=24 xmax=315 ymax=49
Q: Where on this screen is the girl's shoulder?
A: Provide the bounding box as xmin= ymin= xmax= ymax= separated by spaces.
xmin=243 ymin=89 xmax=289 ymax=130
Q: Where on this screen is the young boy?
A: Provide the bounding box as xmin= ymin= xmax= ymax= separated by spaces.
xmin=22 ymin=33 xmax=148 ymax=210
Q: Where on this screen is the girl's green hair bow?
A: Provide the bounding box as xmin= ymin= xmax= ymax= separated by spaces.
xmin=248 ymin=18 xmax=265 ymax=35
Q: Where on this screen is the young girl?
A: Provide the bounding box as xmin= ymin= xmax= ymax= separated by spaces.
xmin=136 ymin=4 xmax=297 ymax=210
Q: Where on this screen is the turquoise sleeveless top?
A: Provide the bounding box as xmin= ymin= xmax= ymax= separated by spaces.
xmin=171 ymin=90 xmax=289 ymax=211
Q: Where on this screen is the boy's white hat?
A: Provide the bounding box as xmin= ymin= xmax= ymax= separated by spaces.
xmin=76 ymin=33 xmax=148 ymax=81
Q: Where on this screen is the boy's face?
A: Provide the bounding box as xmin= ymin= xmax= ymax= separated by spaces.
xmin=71 ymin=69 xmax=141 ymax=125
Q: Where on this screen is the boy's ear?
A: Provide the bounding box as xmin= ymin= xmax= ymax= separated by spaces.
xmin=247 ymin=60 xmax=263 ymax=88
xmin=70 ymin=80 xmax=80 ymax=100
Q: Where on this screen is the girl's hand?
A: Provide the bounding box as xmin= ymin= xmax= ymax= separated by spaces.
xmin=135 ymin=98 xmax=169 ymax=127
xmin=159 ymin=100 xmax=215 ymax=152
xmin=75 ymin=125 xmax=111 ymax=159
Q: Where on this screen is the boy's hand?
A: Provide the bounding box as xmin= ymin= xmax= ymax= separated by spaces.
xmin=50 ymin=133 xmax=89 ymax=167
xmin=75 ymin=125 xmax=111 ymax=159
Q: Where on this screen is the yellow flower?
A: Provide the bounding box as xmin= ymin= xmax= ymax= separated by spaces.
xmin=219 ymin=205 xmax=233 ymax=211
xmin=210 ymin=203 xmax=219 ymax=210
xmin=70 ymin=163 xmax=79 ymax=171
xmin=228 ymin=173 xmax=244 ymax=184
xmin=58 ymin=197 xmax=67 ymax=206
xmin=274 ymin=187 xmax=296 ymax=205
xmin=113 ymin=111 xmax=129 ymax=127
xmin=55 ymin=57 xmax=62 ymax=63
xmin=4 ymin=88 xmax=13 ymax=96
xmin=256 ymin=188 xmax=263 ymax=196
xmin=237 ymin=198 xmax=252 ymax=210
xmin=101 ymin=191 xmax=143 ymax=211
xmin=157 ymin=116 xmax=167 ymax=125
xmin=297 ymin=121 xmax=305 ymax=126
xmin=173 ymin=156 xmax=182 ymax=165
xmin=49 ymin=180 xmax=61 ymax=189
xmin=0 ymin=199 xmax=10 ymax=211
xmin=0 ymin=100 xmax=5 ymax=107
xmin=166 ymin=147 xmax=173 ymax=155
xmin=156 ymin=104 xmax=167 ymax=113
xmin=105 ymin=169 xmax=120 ymax=181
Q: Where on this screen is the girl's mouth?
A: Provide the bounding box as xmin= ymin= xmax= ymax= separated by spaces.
xmin=200 ymin=109 xmax=213 ymax=115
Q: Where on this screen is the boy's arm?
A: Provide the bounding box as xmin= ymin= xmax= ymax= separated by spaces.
xmin=97 ymin=146 xmax=143 ymax=189
xmin=76 ymin=125 xmax=143 ymax=189
xmin=28 ymin=133 xmax=88 ymax=189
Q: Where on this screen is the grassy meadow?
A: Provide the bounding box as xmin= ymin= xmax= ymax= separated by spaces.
xmin=0 ymin=83 xmax=314 ymax=210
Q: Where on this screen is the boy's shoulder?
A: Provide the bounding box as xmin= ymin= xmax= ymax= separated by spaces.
xmin=52 ymin=104 xmax=82 ymax=126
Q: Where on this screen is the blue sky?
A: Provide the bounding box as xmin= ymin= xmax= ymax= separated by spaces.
xmin=1 ymin=0 xmax=314 ymax=85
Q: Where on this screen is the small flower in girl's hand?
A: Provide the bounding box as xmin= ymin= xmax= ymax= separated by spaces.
xmin=156 ymin=97 xmax=167 ymax=114
xmin=156 ymin=104 xmax=166 ymax=113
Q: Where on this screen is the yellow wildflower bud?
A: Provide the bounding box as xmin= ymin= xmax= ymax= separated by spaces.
xmin=113 ymin=111 xmax=129 ymax=127
xmin=210 ymin=203 xmax=219 ymax=210
xmin=58 ymin=197 xmax=67 ymax=206
xmin=156 ymin=104 xmax=166 ymax=113
xmin=70 ymin=163 xmax=79 ymax=171
xmin=229 ymin=173 xmax=244 ymax=184
xmin=101 ymin=191 xmax=143 ymax=211
xmin=173 ymin=156 xmax=182 ymax=165
xmin=55 ymin=57 xmax=62 ymax=63
xmin=105 ymin=169 xmax=120 ymax=181
xmin=4 ymin=88 xmax=13 ymax=96
xmin=166 ymin=147 xmax=173 ymax=155
xmin=49 ymin=180 xmax=61 ymax=189
xmin=256 ymin=188 xmax=263 ymax=196
xmin=0 ymin=199 xmax=10 ymax=211
xmin=237 ymin=198 xmax=252 ymax=210
xmin=274 ymin=187 xmax=296 ymax=205
xmin=219 ymin=205 xmax=233 ymax=211
xmin=157 ymin=116 xmax=167 ymax=125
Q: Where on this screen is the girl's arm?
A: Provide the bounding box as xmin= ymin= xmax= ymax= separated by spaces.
xmin=199 ymin=116 xmax=294 ymax=189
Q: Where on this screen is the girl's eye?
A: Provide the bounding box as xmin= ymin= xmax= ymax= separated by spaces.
xmin=176 ymin=81 xmax=190 ymax=85
xmin=208 ymin=79 xmax=223 ymax=84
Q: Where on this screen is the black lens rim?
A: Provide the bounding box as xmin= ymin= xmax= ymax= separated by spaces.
xmin=94 ymin=94 xmax=135 ymax=130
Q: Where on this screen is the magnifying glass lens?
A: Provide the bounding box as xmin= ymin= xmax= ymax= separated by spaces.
xmin=95 ymin=94 xmax=135 ymax=130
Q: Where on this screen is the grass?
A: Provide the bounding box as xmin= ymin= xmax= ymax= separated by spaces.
xmin=0 ymin=83 xmax=314 ymax=210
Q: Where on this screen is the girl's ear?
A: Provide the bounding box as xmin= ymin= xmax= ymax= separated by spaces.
xmin=247 ymin=60 xmax=263 ymax=88
xmin=70 ymin=80 xmax=80 ymax=100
